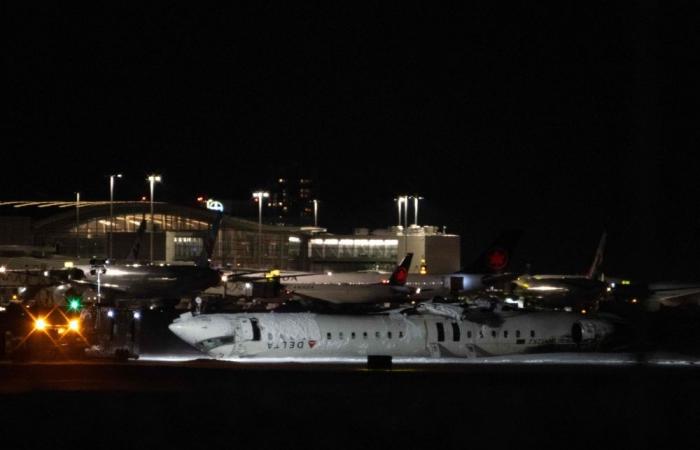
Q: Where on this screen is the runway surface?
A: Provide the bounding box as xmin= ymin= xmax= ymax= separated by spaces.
xmin=1 ymin=355 xmax=699 ymax=449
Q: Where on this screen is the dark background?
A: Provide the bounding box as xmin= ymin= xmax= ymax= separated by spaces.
xmin=5 ymin=2 xmax=700 ymax=281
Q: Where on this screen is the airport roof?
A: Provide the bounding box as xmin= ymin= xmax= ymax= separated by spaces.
xmin=0 ymin=201 xmax=305 ymax=234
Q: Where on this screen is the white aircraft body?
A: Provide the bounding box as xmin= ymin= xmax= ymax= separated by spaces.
xmin=169 ymin=306 xmax=614 ymax=359
xmin=275 ymin=254 xmax=414 ymax=304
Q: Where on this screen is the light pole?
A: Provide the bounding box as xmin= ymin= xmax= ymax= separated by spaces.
xmin=410 ymin=195 xmax=423 ymax=226
xmin=75 ymin=192 xmax=80 ymax=258
xmin=402 ymin=195 xmax=409 ymax=229
xmin=394 ymin=195 xmax=409 ymax=260
xmin=109 ymin=174 xmax=122 ymax=260
xmin=147 ymin=174 xmax=161 ymax=264
xmin=313 ymin=199 xmax=319 ymax=227
xmin=252 ymin=191 xmax=269 ymax=267
xmin=395 ymin=195 xmax=408 ymax=228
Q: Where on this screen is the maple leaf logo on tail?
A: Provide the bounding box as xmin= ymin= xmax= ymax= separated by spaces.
xmin=394 ymin=267 xmax=407 ymax=284
xmin=389 ymin=253 xmax=413 ymax=286
xmin=487 ymin=248 xmax=509 ymax=271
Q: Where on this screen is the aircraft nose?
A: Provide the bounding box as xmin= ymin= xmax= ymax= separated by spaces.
xmin=168 ymin=317 xmax=200 ymax=346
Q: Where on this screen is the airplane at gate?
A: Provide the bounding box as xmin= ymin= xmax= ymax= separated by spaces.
xmin=169 ymin=304 xmax=614 ymax=359
xmin=278 ymin=253 xmax=413 ymax=304
xmin=55 ymin=213 xmax=223 ymax=304
xmin=508 ymin=231 xmax=608 ymax=312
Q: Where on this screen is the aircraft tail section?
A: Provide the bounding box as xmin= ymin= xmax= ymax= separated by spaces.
xmin=196 ymin=212 xmax=223 ymax=267
xmin=586 ymin=231 xmax=607 ymax=280
xmin=389 ymin=253 xmax=413 ymax=286
xmin=464 ymin=230 xmax=523 ymax=274
xmin=125 ymin=218 xmax=147 ymax=261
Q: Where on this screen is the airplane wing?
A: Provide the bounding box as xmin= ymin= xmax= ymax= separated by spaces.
xmin=646 ymin=283 xmax=700 ymax=309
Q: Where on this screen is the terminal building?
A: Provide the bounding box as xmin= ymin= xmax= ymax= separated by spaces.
xmin=0 ymin=200 xmax=460 ymax=274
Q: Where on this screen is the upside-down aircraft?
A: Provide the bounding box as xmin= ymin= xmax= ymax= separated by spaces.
xmin=169 ymin=301 xmax=615 ymax=359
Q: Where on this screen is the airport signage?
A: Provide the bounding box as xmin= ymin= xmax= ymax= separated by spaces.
xmin=206 ymin=199 xmax=224 ymax=212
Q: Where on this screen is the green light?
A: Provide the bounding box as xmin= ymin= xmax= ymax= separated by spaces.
xmin=67 ymin=296 xmax=83 ymax=311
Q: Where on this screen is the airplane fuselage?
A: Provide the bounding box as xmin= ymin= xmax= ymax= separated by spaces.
xmin=73 ymin=264 xmax=221 ymax=299
xmin=512 ymin=275 xmax=607 ymax=310
xmin=281 ymin=272 xmax=487 ymax=304
xmin=169 ymin=310 xmax=613 ymax=359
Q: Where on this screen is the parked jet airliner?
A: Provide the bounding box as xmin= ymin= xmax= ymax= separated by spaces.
xmin=279 ymin=253 xmax=413 ymax=304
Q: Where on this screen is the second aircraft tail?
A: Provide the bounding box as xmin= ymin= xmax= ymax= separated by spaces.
xmin=389 ymin=253 xmax=413 ymax=286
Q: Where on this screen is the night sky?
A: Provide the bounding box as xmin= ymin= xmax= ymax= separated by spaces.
xmin=6 ymin=3 xmax=700 ymax=280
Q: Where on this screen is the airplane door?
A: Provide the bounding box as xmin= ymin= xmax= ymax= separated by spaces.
xmin=450 ymin=276 xmax=463 ymax=294
xmin=425 ymin=319 xmax=445 ymax=357
xmin=233 ymin=318 xmax=254 ymax=341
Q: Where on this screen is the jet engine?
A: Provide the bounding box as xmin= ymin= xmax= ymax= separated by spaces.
xmin=571 ymin=319 xmax=614 ymax=348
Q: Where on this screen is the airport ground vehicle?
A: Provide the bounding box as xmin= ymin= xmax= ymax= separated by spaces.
xmin=0 ymin=300 xmax=141 ymax=361
xmin=0 ymin=302 xmax=87 ymax=360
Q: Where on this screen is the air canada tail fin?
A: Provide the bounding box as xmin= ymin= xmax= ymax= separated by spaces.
xmin=463 ymin=230 xmax=523 ymax=274
xmin=196 ymin=212 xmax=223 ymax=267
xmin=389 ymin=253 xmax=413 ymax=286
xmin=586 ymin=230 xmax=607 ymax=280
xmin=126 ymin=218 xmax=147 ymax=262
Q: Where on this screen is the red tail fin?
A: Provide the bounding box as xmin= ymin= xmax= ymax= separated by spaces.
xmin=389 ymin=253 xmax=413 ymax=286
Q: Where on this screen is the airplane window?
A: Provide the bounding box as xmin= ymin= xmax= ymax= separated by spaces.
xmin=351 ymin=332 xmax=356 ymax=339
xmin=375 ymin=331 xmax=380 ymax=338
xmin=451 ymin=322 xmax=460 ymax=342
xmin=387 ymin=331 xmax=392 ymax=339
xmin=467 ymin=330 xmax=472 ymax=339
xmin=479 ymin=331 xmax=483 ymax=339
xmin=363 ymin=332 xmax=368 ymax=339
xmin=491 ymin=330 xmax=496 ymax=338
xmin=516 ymin=330 xmax=521 ymax=338
xmin=399 ymin=331 xmax=404 ymax=338
xmin=504 ymin=330 xmax=508 ymax=338
xmin=339 ymin=332 xmax=344 ymax=340
xmin=267 ymin=332 xmax=273 ymax=341
xmin=327 ymin=332 xmax=332 ymax=340
xmin=436 ymin=323 xmax=445 ymax=342
xmin=250 ymin=318 xmax=261 ymax=341
xmin=530 ymin=330 xmax=535 ymax=338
